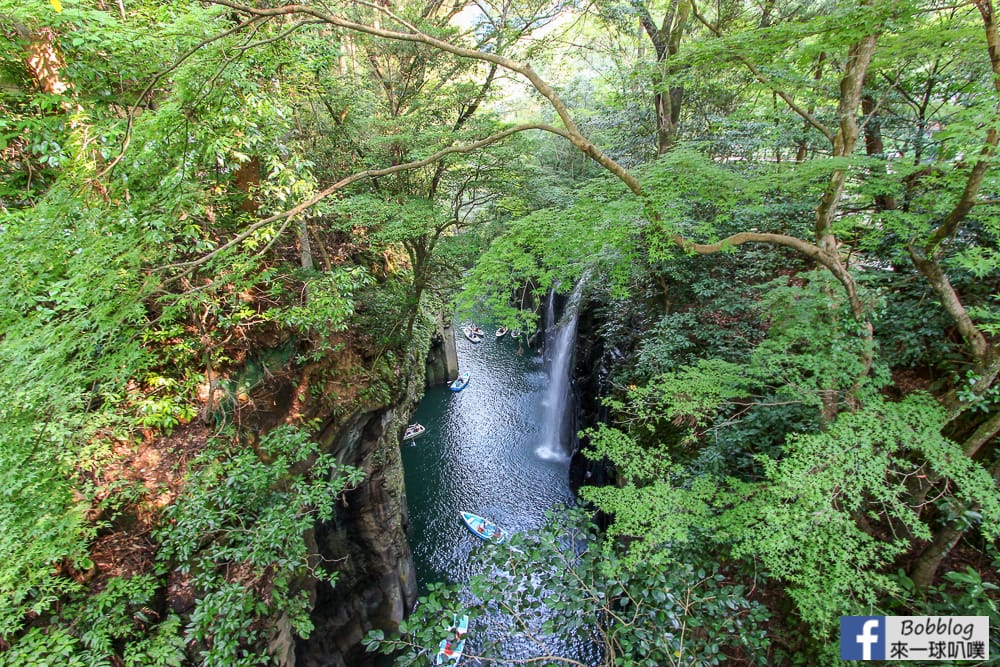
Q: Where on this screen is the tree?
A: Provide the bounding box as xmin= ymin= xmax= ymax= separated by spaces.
xmin=365 ymin=509 xmax=770 ymax=666
xmin=0 ymin=1 xmax=377 ymax=659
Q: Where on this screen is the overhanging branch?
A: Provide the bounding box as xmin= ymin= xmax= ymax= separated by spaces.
xmin=673 ymin=231 xmax=864 ymax=319
xmin=208 ymin=0 xmax=644 ymax=195
xmin=157 ymin=123 xmax=571 ymax=277
xmin=181 ymin=0 xmax=874 ymax=341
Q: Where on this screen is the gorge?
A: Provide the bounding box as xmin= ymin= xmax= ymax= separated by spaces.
xmin=3 ymin=1 xmax=999 ymax=665
xmin=296 ymin=285 xmax=589 ymax=666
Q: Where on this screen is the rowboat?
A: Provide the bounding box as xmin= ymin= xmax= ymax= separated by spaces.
xmin=434 ymin=613 xmax=469 ymax=665
xmin=495 ymin=326 xmax=509 ymax=337
xmin=449 ymin=372 xmax=470 ymax=392
xmin=461 ymin=326 xmax=482 ymax=343
xmin=510 ymin=329 xmax=521 ymax=339
xmin=460 ymin=511 xmax=505 ymax=543
xmin=435 ymin=638 xmax=465 ymax=665
xmin=403 ymin=423 xmax=425 ymax=440
xmin=451 ymin=613 xmax=469 ymax=637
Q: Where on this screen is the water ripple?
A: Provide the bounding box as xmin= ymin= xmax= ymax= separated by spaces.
xmin=402 ymin=331 xmax=574 ymax=581
xmin=400 ymin=326 xmax=598 ymax=665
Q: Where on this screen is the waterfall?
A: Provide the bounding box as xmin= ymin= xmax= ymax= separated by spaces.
xmin=536 ymin=279 xmax=586 ymax=462
xmin=542 ymin=289 xmax=557 ymax=366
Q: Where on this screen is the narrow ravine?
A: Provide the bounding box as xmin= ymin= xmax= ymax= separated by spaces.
xmin=399 ymin=294 xmax=594 ymax=664
xmin=401 ymin=325 xmax=575 ymax=588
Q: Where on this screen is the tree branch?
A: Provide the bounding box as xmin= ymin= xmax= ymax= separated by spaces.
xmin=908 ymin=243 xmax=991 ymax=367
xmin=689 ymin=0 xmax=721 ymax=36
xmin=813 ymin=32 xmax=879 ymax=249
xmin=157 ymin=123 xmax=572 ymax=277
xmin=672 ymin=230 xmax=865 ymax=318
xmin=924 ymin=129 xmax=1000 ymax=255
xmin=232 ymin=19 xmax=325 ymax=52
xmin=962 ymin=408 xmax=1000 ymax=457
xmin=632 ymin=0 xmax=664 ymax=48
xmin=208 ymin=0 xmax=644 ymax=195
xmin=429 ymin=62 xmax=499 ymax=197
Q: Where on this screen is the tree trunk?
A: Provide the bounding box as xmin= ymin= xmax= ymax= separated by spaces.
xmin=909 ymin=431 xmax=1000 ymax=589
xmin=962 ymin=409 xmax=1000 ymax=457
xmin=814 ymin=35 xmax=878 ymax=251
xmin=299 ymin=218 xmax=314 ymax=271
xmin=862 ymin=94 xmax=896 ymax=211
xmin=909 ymin=520 xmax=965 ymax=589
xmin=636 ymin=0 xmax=689 ymax=154
xmin=908 ymin=248 xmax=990 ymax=369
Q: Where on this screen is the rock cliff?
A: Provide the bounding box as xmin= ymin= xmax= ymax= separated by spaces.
xmin=292 ymin=306 xmax=444 ymax=666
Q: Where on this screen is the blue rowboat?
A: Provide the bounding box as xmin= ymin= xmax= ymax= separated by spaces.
xmin=449 ymin=372 xmax=470 ymax=392
xmin=451 ymin=613 xmax=469 ymax=637
xmin=460 ymin=511 xmax=505 ymax=543
xmin=434 ymin=613 xmax=469 ymax=665
xmin=435 ymin=637 xmax=465 ymax=665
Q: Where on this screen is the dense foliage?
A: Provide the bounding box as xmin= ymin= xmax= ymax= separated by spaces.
xmin=2 ymin=0 xmax=999 ymax=664
xmin=1 ymin=0 xmax=509 ymax=661
xmin=0 ymin=426 xmax=362 ymax=667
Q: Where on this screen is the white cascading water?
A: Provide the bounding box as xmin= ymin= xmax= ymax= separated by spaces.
xmin=536 ymin=279 xmax=586 ymax=462
xmin=542 ymin=288 xmax=557 ymax=367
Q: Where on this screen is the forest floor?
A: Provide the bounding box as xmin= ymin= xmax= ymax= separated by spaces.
xmin=84 ymin=422 xmax=212 ymax=595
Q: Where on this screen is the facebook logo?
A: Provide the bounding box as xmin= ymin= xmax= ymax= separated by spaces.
xmin=842 ymin=615 xmax=989 ymax=661
xmin=841 ymin=616 xmax=885 ymax=660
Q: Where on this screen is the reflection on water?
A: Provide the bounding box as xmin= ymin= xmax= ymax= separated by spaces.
xmin=402 ymin=329 xmax=574 ymax=586
xmin=401 ymin=326 xmax=594 ymax=664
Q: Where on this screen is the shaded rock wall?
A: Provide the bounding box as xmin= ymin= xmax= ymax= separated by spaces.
xmin=425 ymin=312 xmax=458 ymax=388
xmin=569 ymin=298 xmax=615 ymax=498
xmin=295 ymin=403 xmax=418 ymax=667
xmin=293 ymin=310 xmax=438 ymax=666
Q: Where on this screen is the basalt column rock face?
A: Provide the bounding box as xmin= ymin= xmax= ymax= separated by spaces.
xmin=569 ymin=299 xmax=614 ymax=494
xmin=294 ymin=314 xmax=433 ymax=666
xmin=425 ymin=311 xmax=458 ymax=388
xmin=295 ymin=402 xmax=418 ymax=667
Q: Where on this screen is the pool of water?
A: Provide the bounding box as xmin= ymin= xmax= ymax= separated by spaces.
xmin=401 ymin=328 xmax=576 ymax=588
xmin=399 ymin=322 xmax=605 ymax=665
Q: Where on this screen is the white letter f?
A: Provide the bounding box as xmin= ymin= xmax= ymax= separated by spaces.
xmin=855 ymin=619 xmax=880 ymax=660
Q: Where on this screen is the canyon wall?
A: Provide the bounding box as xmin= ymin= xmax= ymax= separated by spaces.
xmin=291 ymin=308 xmax=444 ymax=666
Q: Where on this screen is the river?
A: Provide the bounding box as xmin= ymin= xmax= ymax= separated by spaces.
xmin=400 ymin=319 xmax=591 ymax=664
xmin=401 ymin=326 xmax=575 ymax=587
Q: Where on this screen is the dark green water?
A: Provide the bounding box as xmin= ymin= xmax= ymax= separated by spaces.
xmin=401 ymin=328 xmax=575 ymax=588
xmin=399 ymin=322 xmax=603 ymax=665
